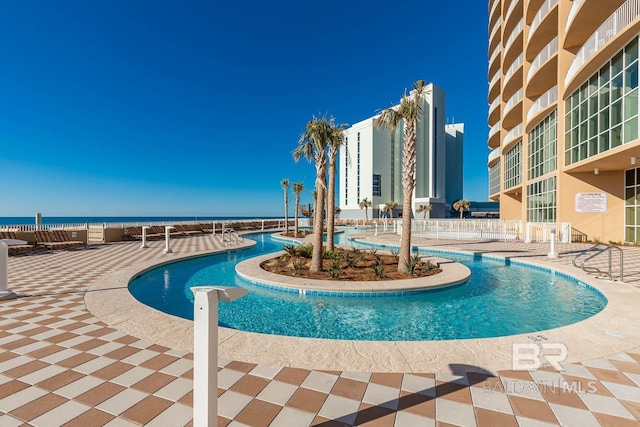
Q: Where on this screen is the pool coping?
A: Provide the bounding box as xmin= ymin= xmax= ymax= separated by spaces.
xmin=234 ymin=252 xmax=471 ymax=295
xmin=85 ymin=232 xmax=640 ymax=373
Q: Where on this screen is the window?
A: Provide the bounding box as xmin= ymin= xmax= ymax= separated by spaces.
xmin=489 ymin=161 xmax=500 ymax=196
xmin=528 ymin=110 xmax=556 ymax=180
xmin=565 ymin=37 xmax=639 ymax=165
xmin=357 ymin=133 xmax=361 ymax=201
xmin=504 ymin=141 xmax=522 ymax=190
xmin=372 ymin=174 xmax=381 ymax=196
xmin=344 ymin=137 xmax=349 ymax=204
xmin=526 ymin=176 xmax=556 ymax=222
xmin=625 ymin=167 xmax=640 ymax=243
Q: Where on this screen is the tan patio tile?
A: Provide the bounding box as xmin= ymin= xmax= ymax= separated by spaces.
xmin=369 ymin=373 xmax=403 ymax=389
xmin=10 ymin=393 xmax=68 ymax=422
xmin=331 ymin=377 xmax=368 ymax=401
xmin=274 ymin=367 xmax=310 ymax=386
xmin=119 ymin=395 xmax=173 ymax=425
xmin=229 ymin=374 xmax=270 ymax=397
xmin=475 ymin=407 xmax=518 ymax=427
xmin=508 ymin=394 xmax=558 ymax=424
xmin=36 ymin=370 xmax=85 ymax=392
xmin=354 ymin=402 xmax=396 ymax=426
xmin=234 ymin=398 xmax=282 ymax=427
xmin=74 ymin=381 xmax=126 ymax=407
xmin=131 ymin=372 xmax=176 ymax=394
xmin=287 ymin=387 xmax=328 ymax=414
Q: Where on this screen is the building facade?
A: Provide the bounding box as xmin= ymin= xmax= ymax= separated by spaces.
xmin=488 ymin=0 xmax=640 ymax=243
xmin=339 ymin=83 xmax=464 ymax=219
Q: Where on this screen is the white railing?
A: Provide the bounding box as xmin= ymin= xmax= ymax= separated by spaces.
xmin=405 ymin=219 xmax=572 ymax=243
xmin=489 ymin=70 xmax=500 ymax=90
xmin=488 ymin=146 xmax=502 ymax=164
xmin=527 ymin=36 xmax=558 ymax=81
xmin=566 ymin=0 xmax=640 ymax=87
xmin=527 ymin=85 xmax=558 ymax=121
xmin=504 ymin=88 xmax=523 ymax=114
xmin=490 ymin=17 xmax=502 ymax=43
xmin=503 ymin=53 xmax=524 ymax=87
xmin=504 ymin=122 xmax=523 ymax=146
xmin=566 ymin=0 xmax=586 ymax=32
xmin=489 ymin=121 xmax=501 ymax=138
xmin=489 ymin=96 xmax=501 ymax=113
xmin=489 ymin=43 xmax=501 ymax=68
xmin=490 ymin=0 xmax=501 ymax=21
xmin=504 ymin=18 xmax=524 ymax=55
xmin=528 ymin=0 xmax=558 ymax=42
xmin=505 ymin=0 xmax=520 ymax=28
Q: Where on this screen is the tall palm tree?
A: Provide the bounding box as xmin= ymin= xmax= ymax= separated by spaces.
xmin=293 ymin=116 xmax=332 ymax=273
xmin=326 ymin=120 xmax=348 ymax=252
xmin=384 ymin=201 xmax=398 ymax=219
xmin=374 ymin=80 xmax=427 ymax=272
xmin=453 ymin=199 xmax=470 ymax=219
xmin=292 ymin=182 xmax=304 ymax=237
xmin=359 ymin=198 xmax=372 ymax=222
xmin=281 ymin=179 xmax=290 ymax=235
xmin=416 ymin=204 xmax=433 ymax=219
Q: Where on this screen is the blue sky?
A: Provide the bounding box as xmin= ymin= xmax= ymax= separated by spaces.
xmin=0 ymin=1 xmax=489 ymax=217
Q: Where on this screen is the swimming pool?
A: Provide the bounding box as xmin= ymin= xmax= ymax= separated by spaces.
xmin=128 ymin=231 xmax=607 ymax=341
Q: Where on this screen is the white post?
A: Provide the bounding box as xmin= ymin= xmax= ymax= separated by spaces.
xmin=261 ymin=220 xmax=264 ymax=231
xmin=0 ymin=241 xmax=17 ymax=300
xmin=192 ymin=286 xmax=248 ymax=427
xmin=141 ymin=226 xmax=150 ymax=249
xmin=548 ymin=228 xmax=558 ymax=258
xmin=35 ymin=213 xmax=42 ymax=231
xmin=375 ymin=223 xmax=378 ymax=236
xmin=164 ymin=226 xmax=175 ymax=254
xmin=212 ymin=222 xmax=215 ymax=235
xmin=525 ymin=223 xmax=532 ymax=243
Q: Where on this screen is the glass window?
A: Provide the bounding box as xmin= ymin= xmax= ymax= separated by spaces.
xmin=625 ymin=38 xmax=638 ymax=66
xmin=612 ymin=51 xmax=624 ymax=76
xmin=528 ymin=111 xmax=557 ymax=180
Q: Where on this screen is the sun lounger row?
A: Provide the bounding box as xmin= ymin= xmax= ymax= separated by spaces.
xmin=34 ymin=230 xmax=85 ymax=251
xmin=126 ymin=225 xmax=207 ymax=240
xmin=0 ymin=231 xmax=35 ymax=255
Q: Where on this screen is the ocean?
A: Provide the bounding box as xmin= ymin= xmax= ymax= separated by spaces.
xmin=0 ymin=216 xmax=281 ymax=226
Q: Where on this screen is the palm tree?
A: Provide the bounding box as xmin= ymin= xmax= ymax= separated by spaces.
xmin=281 ymin=179 xmax=290 ymax=235
xmin=374 ymin=80 xmax=427 ymax=272
xmin=416 ymin=204 xmax=433 ymax=219
xmin=326 ymin=120 xmax=348 ymax=252
xmin=453 ymin=199 xmax=471 ymax=219
xmin=292 ymin=182 xmax=304 ymax=237
xmin=293 ymin=116 xmax=332 ymax=273
xmin=384 ymin=201 xmax=398 ymax=219
xmin=359 ymin=198 xmax=372 ymax=222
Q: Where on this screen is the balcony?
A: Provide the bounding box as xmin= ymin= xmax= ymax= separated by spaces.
xmin=504 ymin=0 xmax=523 ymax=37
xmin=488 ymin=122 xmax=501 ymax=149
xmin=489 ymin=43 xmax=502 ymax=76
xmin=565 ymin=0 xmax=640 ymax=90
xmin=503 ymin=123 xmax=523 ymax=148
xmin=526 ymin=0 xmax=558 ymax=61
xmin=490 ymin=0 xmax=501 ymax=28
xmin=527 ymin=86 xmax=557 ymax=129
xmin=489 ymin=71 xmax=501 ymax=102
xmin=488 ymin=146 xmax=501 ymax=166
xmin=565 ymin=0 xmax=626 ymax=49
xmin=503 ymin=18 xmax=524 ymax=66
xmin=526 ymin=36 xmax=558 ymax=98
xmin=490 ymin=17 xmax=502 ymax=53
xmin=503 ymin=53 xmax=524 ymax=99
xmin=503 ymin=88 xmax=523 ymax=129
xmin=489 ymin=96 xmax=501 ymax=126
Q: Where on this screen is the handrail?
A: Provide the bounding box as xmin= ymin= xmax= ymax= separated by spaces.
xmin=566 ymin=0 xmax=585 ymax=32
xmin=504 ymin=123 xmax=523 ymax=146
xmin=572 ymin=243 xmax=624 ymax=282
xmin=528 ymin=0 xmax=558 ymax=42
xmin=566 ymin=0 xmax=640 ymax=88
xmin=490 ymin=17 xmax=502 ymax=42
xmin=504 ymin=88 xmax=523 ymax=114
xmin=219 ymin=228 xmax=244 ymax=247
xmin=527 ymin=85 xmax=558 ymax=122
xmin=504 ymin=18 xmax=524 ymax=54
xmin=504 ymin=53 xmax=524 ymax=87
xmin=527 ymin=36 xmax=558 ymax=82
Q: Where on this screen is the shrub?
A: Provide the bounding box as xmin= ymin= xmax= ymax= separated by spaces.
xmin=403 ymin=254 xmax=422 ymax=276
xmin=371 ymin=262 xmax=385 ymax=279
xmin=292 ymin=259 xmax=305 ymax=276
xmin=283 ymin=244 xmax=297 ymax=257
xmin=296 ymin=244 xmax=313 ymax=258
xmin=323 ymin=250 xmax=342 ymax=260
xmin=327 ymin=261 xmax=343 ymax=279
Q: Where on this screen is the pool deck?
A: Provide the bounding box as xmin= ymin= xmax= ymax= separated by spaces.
xmin=2 ymin=231 xmax=640 ymax=425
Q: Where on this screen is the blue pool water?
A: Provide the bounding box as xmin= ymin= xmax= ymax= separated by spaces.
xmin=128 ymin=231 xmax=607 ymax=341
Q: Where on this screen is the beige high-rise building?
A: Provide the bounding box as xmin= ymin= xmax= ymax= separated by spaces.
xmin=488 ymin=0 xmax=640 ymax=243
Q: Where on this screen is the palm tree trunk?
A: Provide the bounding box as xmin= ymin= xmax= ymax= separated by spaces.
xmin=398 ymin=122 xmax=417 ymax=272
xmin=311 ymin=164 xmax=326 ymax=273
xmin=326 ymin=158 xmax=336 ymax=252
xmin=294 ymin=197 xmax=299 ymax=238
xmin=284 ymin=193 xmax=289 ymax=235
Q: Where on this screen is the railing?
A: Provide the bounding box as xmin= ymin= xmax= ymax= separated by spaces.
xmin=503 ymin=53 xmax=524 ymax=87
xmin=504 ymin=18 xmax=524 ymax=54
xmin=566 ymin=0 xmax=640 ymax=87
xmin=504 ymin=88 xmax=523 ymax=114
xmin=489 ymin=71 xmax=500 ymax=91
xmin=528 ymin=0 xmax=558 ymax=42
xmin=489 ymin=43 xmax=501 ymax=68
xmin=490 ymin=17 xmax=502 ymax=43
xmin=527 ymin=36 xmax=558 ymax=81
xmin=572 ymin=243 xmax=624 ymax=282
xmin=489 ymin=121 xmax=501 ymax=138
xmin=505 ymin=0 xmax=520 ymax=28
xmin=404 ymin=219 xmax=572 ymax=243
xmin=566 ymin=0 xmax=585 ymax=32
xmin=219 ymin=229 xmax=245 ymax=247
xmin=504 ymin=123 xmax=523 ymax=146
xmin=490 ymin=0 xmax=501 ymax=21
xmin=488 ymin=146 xmax=501 ymax=164
xmin=489 ymin=96 xmax=501 ymax=114
xmin=527 ymin=85 xmax=558 ymax=122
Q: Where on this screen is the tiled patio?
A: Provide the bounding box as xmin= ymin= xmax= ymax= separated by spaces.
xmin=2 ymin=232 xmax=640 ymax=426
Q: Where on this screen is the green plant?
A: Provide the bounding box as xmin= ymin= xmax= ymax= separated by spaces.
xmin=323 ymin=250 xmax=342 ymax=260
xmin=389 ymin=248 xmax=399 ymax=259
xmin=296 ymin=244 xmax=314 ymax=258
xmin=593 ymin=236 xmax=601 ymax=243
xmin=403 ymin=254 xmax=422 ymax=276
xmin=368 ymin=247 xmax=378 ymax=256
xmin=327 ymin=261 xmax=343 ymax=279
xmin=344 ymin=249 xmax=364 ymax=268
xmin=371 ymin=263 xmax=386 ymax=279
xmin=292 ymin=258 xmax=305 ymax=276
xmin=283 ymin=244 xmax=297 ymax=257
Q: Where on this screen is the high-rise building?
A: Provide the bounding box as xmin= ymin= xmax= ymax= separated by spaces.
xmin=339 ymin=83 xmax=464 ymax=219
xmin=488 ymin=0 xmax=640 ymax=243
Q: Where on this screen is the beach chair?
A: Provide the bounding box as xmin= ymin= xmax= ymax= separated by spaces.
xmin=174 ymin=224 xmax=200 ymax=236
xmin=0 ymin=231 xmax=35 ymax=255
xmin=34 ymin=230 xmax=72 ymax=251
xmin=51 ymin=230 xmax=85 ymax=249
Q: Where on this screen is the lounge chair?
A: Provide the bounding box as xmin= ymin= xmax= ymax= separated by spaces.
xmin=174 ymin=224 xmax=200 ymax=236
xmin=34 ymin=230 xmax=73 ymax=251
xmin=51 ymin=230 xmax=85 ymax=249
xmin=0 ymin=231 xmax=35 ymax=255
xmin=126 ymin=226 xmax=163 ymax=240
